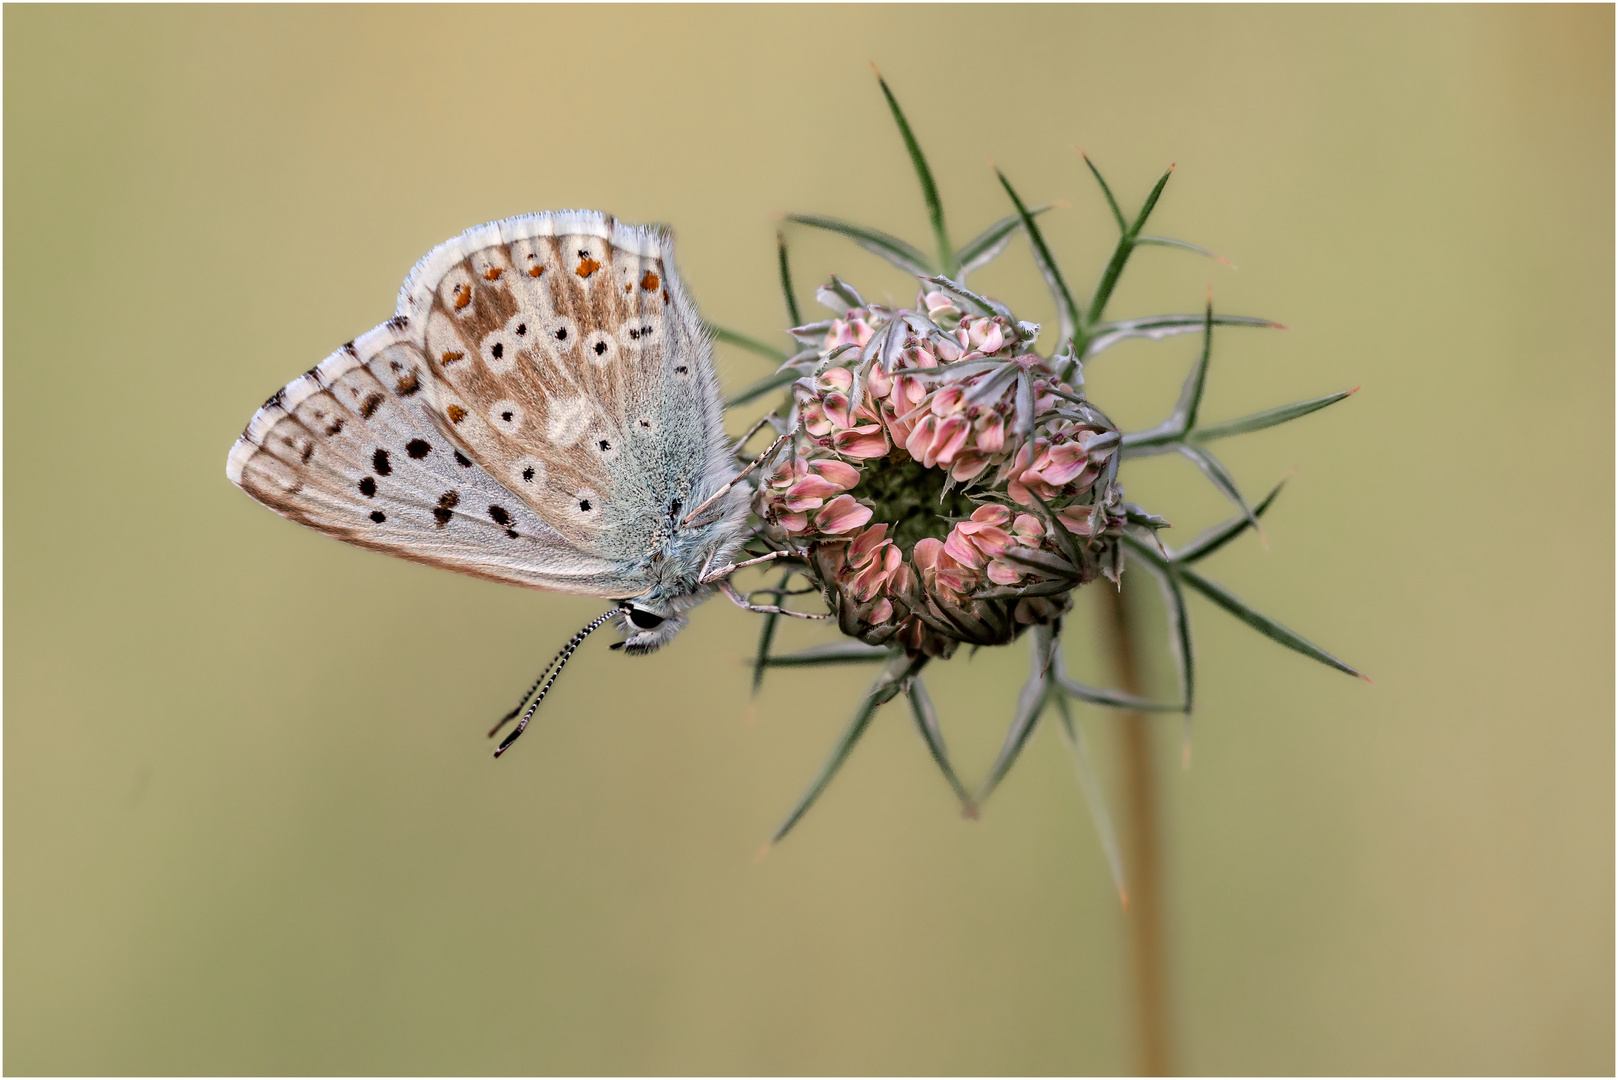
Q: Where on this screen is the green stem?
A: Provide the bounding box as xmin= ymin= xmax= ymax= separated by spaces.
xmin=1103 ymin=582 xmax=1173 ymax=1077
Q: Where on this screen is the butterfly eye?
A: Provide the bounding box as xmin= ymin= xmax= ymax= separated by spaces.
xmin=628 ymin=608 xmax=665 ymax=630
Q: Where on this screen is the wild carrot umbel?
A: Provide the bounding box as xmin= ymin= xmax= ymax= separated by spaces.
xmin=707 ymin=72 xmax=1367 ymax=1074
xmin=713 ymin=74 xmax=1363 ymax=860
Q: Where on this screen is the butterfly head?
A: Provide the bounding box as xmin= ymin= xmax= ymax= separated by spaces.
xmin=610 ymin=586 xmax=714 ymax=655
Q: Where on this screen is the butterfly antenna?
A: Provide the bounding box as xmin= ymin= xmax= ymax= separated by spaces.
xmin=490 ymin=608 xmax=618 ymax=758
xmin=488 ymin=646 xmax=568 ymax=738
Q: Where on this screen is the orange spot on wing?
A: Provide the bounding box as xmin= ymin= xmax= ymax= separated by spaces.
xmin=483 ymin=266 xmax=503 ymax=281
xmin=640 ymin=271 xmax=660 ymax=291
xmin=440 ymin=351 xmax=464 ymax=365
xmin=453 ymin=283 xmax=472 ymax=309
xmin=575 ymin=256 xmax=601 ymax=278
xmin=446 ymin=404 xmax=467 ymax=424
xmin=528 ymin=264 xmax=544 ymax=278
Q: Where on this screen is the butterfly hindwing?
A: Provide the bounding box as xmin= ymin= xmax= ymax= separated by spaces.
xmin=227 ymin=318 xmax=631 ymax=594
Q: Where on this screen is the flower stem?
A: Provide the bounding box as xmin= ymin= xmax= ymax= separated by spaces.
xmin=1103 ymin=581 xmax=1173 ymax=1076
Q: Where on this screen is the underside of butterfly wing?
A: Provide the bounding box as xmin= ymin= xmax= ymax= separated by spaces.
xmin=227 ymin=318 xmax=630 ymax=594
xmin=226 ymin=211 xmax=744 ymax=602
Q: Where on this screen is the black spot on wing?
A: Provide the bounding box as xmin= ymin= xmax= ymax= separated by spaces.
xmin=372 ymin=448 xmax=391 ymax=475
xmin=406 ymin=438 xmax=431 ymax=459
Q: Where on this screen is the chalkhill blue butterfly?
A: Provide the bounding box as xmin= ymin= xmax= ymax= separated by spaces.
xmin=227 ymin=211 xmax=796 ymax=754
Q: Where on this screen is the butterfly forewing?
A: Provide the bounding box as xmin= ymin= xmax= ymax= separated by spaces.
xmin=228 ymin=211 xmax=730 ymax=599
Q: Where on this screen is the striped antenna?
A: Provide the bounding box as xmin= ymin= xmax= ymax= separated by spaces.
xmin=489 ymin=608 xmax=619 ymax=758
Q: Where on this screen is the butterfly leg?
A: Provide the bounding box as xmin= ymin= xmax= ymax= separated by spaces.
xmin=699 ymin=547 xmax=800 ymax=584
xmin=718 ymin=578 xmax=830 ymax=619
xmin=489 ymin=608 xmax=618 ymax=758
xmin=681 ymin=432 xmax=793 ymax=527
xmin=731 ymin=412 xmax=784 ymax=459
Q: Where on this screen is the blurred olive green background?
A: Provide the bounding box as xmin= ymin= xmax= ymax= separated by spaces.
xmin=7 ymin=5 xmax=1611 ymax=1075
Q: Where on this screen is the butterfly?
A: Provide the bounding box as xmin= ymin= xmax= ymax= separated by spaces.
xmin=226 ymin=211 xmax=799 ymax=753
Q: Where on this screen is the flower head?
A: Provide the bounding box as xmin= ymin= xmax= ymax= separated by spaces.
xmin=755 ymin=281 xmax=1124 ymax=654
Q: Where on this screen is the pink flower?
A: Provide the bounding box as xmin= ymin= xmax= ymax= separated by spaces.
xmin=1055 ymin=503 xmax=1100 ymax=537
xmin=839 ymin=524 xmax=905 ymax=602
xmin=987 ymin=513 xmax=1047 ymax=585
xmin=756 ymin=456 xmax=863 ymax=537
xmin=954 ymin=316 xmax=1010 ymax=358
xmin=912 ymin=535 xmax=979 ymax=603
xmin=824 ymin=310 xmax=876 ymax=351
xmin=1006 ymin=425 xmax=1113 ymax=504
xmin=920 ymin=290 xmax=962 ymax=324
xmin=814 ymin=494 xmax=873 ymax=535
xmin=891 ymin=370 xmax=1023 ymax=482
xmin=797 ymin=366 xmax=891 ymax=461
xmin=935 ymin=506 xmax=1052 ymax=586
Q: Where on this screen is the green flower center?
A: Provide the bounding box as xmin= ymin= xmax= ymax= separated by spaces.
xmin=850 ymin=455 xmax=980 ymax=553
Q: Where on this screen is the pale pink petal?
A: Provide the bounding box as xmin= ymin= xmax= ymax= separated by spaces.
xmin=850 ymin=561 xmax=887 ymax=600
xmin=869 ymin=598 xmax=894 ymax=625
xmin=950 ymin=454 xmax=990 ymax=483
xmin=1039 ymin=458 xmax=1087 ymax=486
xmin=823 ymin=392 xmax=854 ymax=430
xmin=815 ymin=495 xmax=873 ymax=534
xmin=1012 ymin=514 xmax=1045 ymax=542
xmin=811 ymin=459 xmax=861 ymax=490
xmin=835 ymin=430 xmax=891 ymax=459
xmin=1057 ymin=509 xmax=1095 ymax=536
xmin=987 ymin=560 xmax=1023 ymax=586
xmin=969 ymin=526 xmax=1012 ymax=558
xmin=911 ymin=537 xmax=944 ymax=572
xmin=802 ymin=404 xmax=832 ymax=437
xmin=881 ymin=545 xmax=902 ymax=575
xmin=975 ymin=415 xmax=1006 ymax=455
xmin=784 ymin=474 xmax=840 ymax=505
xmin=937 ymin=567 xmax=977 ymax=596
xmin=906 ymin=415 xmax=940 ymax=464
xmin=847 ymin=524 xmax=889 ymax=567
xmin=944 ymin=528 xmax=986 ymax=569
xmin=933 ymin=416 xmax=971 ymax=464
